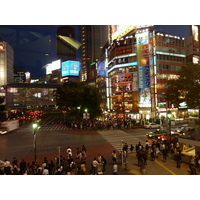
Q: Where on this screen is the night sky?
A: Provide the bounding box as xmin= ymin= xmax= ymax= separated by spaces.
xmin=0 ymin=25 xmax=191 ymax=79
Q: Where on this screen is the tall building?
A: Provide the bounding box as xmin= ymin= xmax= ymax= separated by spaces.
xmin=0 ymin=25 xmax=82 ymax=79
xmin=185 ymin=25 xmax=200 ymax=64
xmin=0 ymin=41 xmax=14 ymax=86
xmin=106 ymin=25 xmax=186 ymax=121
xmin=80 ymin=25 xmax=109 ymax=84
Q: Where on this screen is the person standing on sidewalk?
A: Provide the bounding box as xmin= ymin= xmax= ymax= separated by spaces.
xmin=176 ymin=150 xmax=182 ymax=168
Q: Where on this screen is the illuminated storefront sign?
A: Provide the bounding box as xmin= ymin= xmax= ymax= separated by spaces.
xmin=136 ymin=30 xmax=151 ymax=107
xmin=61 ymin=61 xmax=80 ymax=76
xmin=116 ymin=47 xmax=133 ymax=56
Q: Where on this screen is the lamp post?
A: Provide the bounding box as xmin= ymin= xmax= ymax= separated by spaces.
xmin=167 ymin=110 xmax=172 ymax=141
xmin=32 ymin=122 xmax=39 ymax=163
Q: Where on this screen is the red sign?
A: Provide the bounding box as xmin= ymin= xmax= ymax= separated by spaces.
xmin=116 ymin=46 xmax=132 ymax=56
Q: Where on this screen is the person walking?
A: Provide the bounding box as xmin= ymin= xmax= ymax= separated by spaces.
xmin=91 ymin=157 xmax=99 ymax=175
xmin=112 ymin=150 xmax=117 ymax=164
xmin=176 ymin=150 xmax=182 ymax=169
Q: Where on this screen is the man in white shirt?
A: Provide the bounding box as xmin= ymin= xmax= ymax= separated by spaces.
xmin=91 ymin=157 xmax=99 ymax=175
xmin=42 ymin=167 xmax=49 ymax=175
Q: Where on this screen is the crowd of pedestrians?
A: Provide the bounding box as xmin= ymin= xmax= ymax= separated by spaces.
xmin=65 ymin=119 xmax=131 ymax=130
xmin=0 ymin=145 xmax=89 ymax=175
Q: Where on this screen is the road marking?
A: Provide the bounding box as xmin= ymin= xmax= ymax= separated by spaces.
xmin=130 ymin=169 xmax=141 ymax=175
xmin=155 ymin=160 xmax=176 ymax=175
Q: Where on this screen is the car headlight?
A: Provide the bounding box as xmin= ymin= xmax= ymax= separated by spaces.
xmin=149 ymin=135 xmax=152 ymax=137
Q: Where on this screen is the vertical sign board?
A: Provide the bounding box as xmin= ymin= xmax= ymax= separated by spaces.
xmin=136 ymin=30 xmax=151 ymax=107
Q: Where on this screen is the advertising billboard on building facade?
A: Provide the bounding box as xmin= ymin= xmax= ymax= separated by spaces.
xmin=61 ymin=61 xmax=80 ymax=76
xmin=136 ymin=30 xmax=151 ymax=107
xmin=46 ymin=60 xmax=61 ymax=75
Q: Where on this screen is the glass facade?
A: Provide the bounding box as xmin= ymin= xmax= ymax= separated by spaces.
xmin=6 ymin=84 xmax=58 ymax=109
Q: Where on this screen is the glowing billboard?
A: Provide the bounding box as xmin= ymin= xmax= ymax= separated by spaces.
xmin=111 ymin=25 xmax=136 ymax=41
xmin=46 ymin=60 xmax=61 ymax=75
xmin=61 ymin=61 xmax=80 ymax=76
xmin=192 ymin=25 xmax=199 ymax=56
xmin=111 ymin=25 xmax=153 ymax=41
xmin=136 ymin=30 xmax=151 ymax=107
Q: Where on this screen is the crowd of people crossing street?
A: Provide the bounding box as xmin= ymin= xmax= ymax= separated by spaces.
xmin=1 ymin=138 xmax=200 ymax=175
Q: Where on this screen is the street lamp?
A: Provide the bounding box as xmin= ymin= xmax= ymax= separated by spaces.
xmin=32 ymin=122 xmax=39 ymax=163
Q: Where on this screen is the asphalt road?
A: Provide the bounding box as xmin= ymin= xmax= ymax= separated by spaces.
xmin=0 ymin=115 xmax=150 ymax=165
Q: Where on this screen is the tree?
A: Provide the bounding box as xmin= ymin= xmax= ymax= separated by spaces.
xmin=55 ymin=81 xmax=102 ymax=120
xmin=165 ymin=63 xmax=200 ymax=109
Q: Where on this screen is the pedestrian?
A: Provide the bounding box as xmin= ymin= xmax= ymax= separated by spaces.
xmin=82 ymin=145 xmax=87 ymax=153
xmin=80 ymin=161 xmax=86 ymax=175
xmin=97 ymin=154 xmax=102 ymax=163
xmin=143 ymin=150 xmax=148 ymax=165
xmin=91 ymin=157 xmax=99 ymax=175
xmin=42 ymin=167 xmax=49 ymax=175
xmin=113 ymin=163 xmax=118 ymax=175
xmin=101 ymin=156 xmax=107 ymax=172
xmin=12 ymin=157 xmax=18 ymax=167
xmin=70 ymin=159 xmax=76 ymax=175
xmin=176 ymin=150 xmax=182 ymax=169
xmin=150 ymin=148 xmax=155 ymax=161
xmin=162 ymin=148 xmax=168 ymax=162
xmin=112 ymin=150 xmax=117 ymax=164
xmin=67 ymin=147 xmax=72 ymax=158
xmin=19 ymin=159 xmax=27 ymax=174
xmin=130 ymin=144 xmax=134 ymax=153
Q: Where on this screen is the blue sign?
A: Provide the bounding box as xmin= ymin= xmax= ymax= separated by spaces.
xmin=61 ymin=61 xmax=80 ymax=76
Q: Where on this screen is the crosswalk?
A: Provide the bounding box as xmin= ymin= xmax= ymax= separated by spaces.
xmin=98 ymin=129 xmax=146 ymax=153
xmin=16 ymin=125 xmax=68 ymax=132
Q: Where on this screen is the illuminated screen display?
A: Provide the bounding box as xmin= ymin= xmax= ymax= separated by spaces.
xmin=61 ymin=61 xmax=80 ymax=76
xmin=136 ymin=30 xmax=151 ymax=107
xmin=97 ymin=61 xmax=107 ymax=77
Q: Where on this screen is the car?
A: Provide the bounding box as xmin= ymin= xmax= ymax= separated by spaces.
xmin=0 ymin=127 xmax=8 ymax=135
xmin=158 ymin=133 xmax=179 ymax=142
xmin=144 ymin=123 xmax=161 ymax=129
xmin=146 ymin=130 xmax=167 ymax=139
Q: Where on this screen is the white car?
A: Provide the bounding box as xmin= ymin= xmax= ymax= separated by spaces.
xmin=0 ymin=127 xmax=7 ymax=135
xmin=144 ymin=123 xmax=160 ymax=129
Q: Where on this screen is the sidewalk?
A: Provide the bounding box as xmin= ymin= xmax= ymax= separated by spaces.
xmin=119 ymin=151 xmax=199 ymax=175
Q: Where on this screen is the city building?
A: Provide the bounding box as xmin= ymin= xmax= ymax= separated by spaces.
xmin=185 ymin=25 xmax=200 ymax=64
xmin=0 ymin=41 xmax=14 ymax=105
xmin=106 ymin=25 xmax=186 ymax=122
xmin=5 ymin=82 xmax=60 ymax=115
xmin=79 ymin=25 xmax=109 ymax=84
